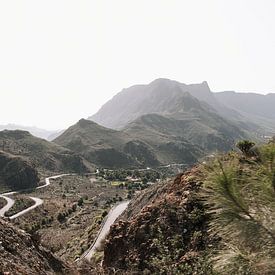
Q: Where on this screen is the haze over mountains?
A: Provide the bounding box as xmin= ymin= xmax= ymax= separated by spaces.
xmin=90 ymin=78 xmax=275 ymax=136
xmin=55 ymin=78 xmax=264 ymax=168
xmin=1 ymin=78 xmax=275 ymax=274
xmin=1 ymin=78 xmax=275 ymax=170
xmin=0 ymin=124 xmax=61 ymax=141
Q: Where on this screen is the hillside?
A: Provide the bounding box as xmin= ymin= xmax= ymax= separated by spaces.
xmin=54 ymin=119 xmax=159 ymax=168
xmin=215 ymin=91 xmax=275 ymax=134
xmin=0 ymin=130 xmax=91 ymax=174
xmin=90 ymin=78 xmax=212 ymax=130
xmin=0 ymin=219 xmax=75 ymax=274
xmin=103 ymin=141 xmax=275 ymax=274
xmin=124 ymin=97 xmax=245 ymax=153
xmin=0 ymin=151 xmax=39 ymax=191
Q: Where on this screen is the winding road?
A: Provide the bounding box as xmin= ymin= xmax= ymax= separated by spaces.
xmin=0 ymin=192 xmax=15 ymax=217
xmin=81 ymin=200 xmax=130 ymax=261
xmin=0 ymin=174 xmax=70 ymax=219
xmin=1 ymin=174 xmax=130 ymax=263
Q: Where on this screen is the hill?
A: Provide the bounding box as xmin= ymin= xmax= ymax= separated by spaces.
xmin=0 ymin=219 xmax=74 ymax=274
xmin=54 ymin=119 xmax=159 ymax=168
xmin=0 ymin=151 xmax=39 ymax=191
xmin=0 ymin=130 xmax=91 ymax=174
xmin=103 ymin=141 xmax=275 ymax=274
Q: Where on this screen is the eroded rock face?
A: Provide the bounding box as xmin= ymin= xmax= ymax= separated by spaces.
xmin=103 ymin=168 xmax=215 ymax=274
xmin=0 ymin=219 xmax=75 ymax=274
xmin=0 ymin=151 xmax=39 ymax=190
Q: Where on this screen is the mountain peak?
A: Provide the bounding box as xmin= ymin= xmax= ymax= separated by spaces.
xmin=77 ymin=118 xmax=97 ymax=128
xmin=201 ymin=80 xmax=209 ymax=88
xmin=151 ymin=78 xmax=172 ymax=84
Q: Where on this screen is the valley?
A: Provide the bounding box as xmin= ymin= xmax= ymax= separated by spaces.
xmin=0 ymin=78 xmax=274 ymax=274
xmin=0 ymin=167 xmax=166 ymax=264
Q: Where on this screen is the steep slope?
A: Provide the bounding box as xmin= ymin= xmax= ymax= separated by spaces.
xmin=125 ymin=111 xmax=244 ymax=161
xmin=0 ymin=151 xmax=39 ymax=191
xmin=103 ymin=168 xmax=216 ymax=274
xmin=0 ymin=130 xmax=90 ymax=173
xmin=54 ymin=119 xmax=159 ymax=168
xmin=103 ymin=142 xmax=275 ymax=274
xmin=90 ymin=78 xmax=204 ymax=129
xmin=0 ymin=219 xmax=74 ymax=274
xmin=121 ymin=90 xmax=246 ymax=165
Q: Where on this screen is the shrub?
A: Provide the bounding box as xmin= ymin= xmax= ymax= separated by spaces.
xmin=236 ymin=140 xmax=255 ymax=156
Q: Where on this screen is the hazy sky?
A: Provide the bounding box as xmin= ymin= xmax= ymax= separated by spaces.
xmin=0 ymin=0 xmax=274 ymax=130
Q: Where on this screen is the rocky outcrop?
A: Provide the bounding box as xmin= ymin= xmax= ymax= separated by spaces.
xmin=0 ymin=219 xmax=75 ymax=274
xmin=103 ymin=167 xmax=216 ymax=274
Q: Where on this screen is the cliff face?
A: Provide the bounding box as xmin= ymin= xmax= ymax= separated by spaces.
xmin=103 ymin=168 xmax=216 ymax=274
xmin=0 ymin=151 xmax=39 ymax=191
xmin=0 ymin=219 xmax=75 ymax=274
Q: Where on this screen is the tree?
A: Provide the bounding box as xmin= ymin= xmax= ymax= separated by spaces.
xmin=57 ymin=212 xmax=65 ymax=222
xmin=78 ymin=197 xmax=84 ymax=206
xmin=203 ymin=155 xmax=275 ymax=274
xmin=236 ymin=140 xmax=255 ymax=156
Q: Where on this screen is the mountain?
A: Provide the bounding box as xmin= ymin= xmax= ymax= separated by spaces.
xmin=0 ymin=124 xmax=60 ymax=140
xmin=55 ymin=114 xmax=243 ymax=169
xmin=215 ymin=91 xmax=275 ymax=134
xmin=125 ymin=115 xmax=202 ymax=166
xmin=86 ymin=79 xmax=247 ymax=166
xmin=89 ymin=78 xmax=238 ymax=130
xmin=0 ymin=151 xmax=39 ymax=191
xmin=125 ymin=110 xmax=243 ymax=157
xmin=0 ymin=130 xmax=91 ymax=174
xmin=54 ymin=119 xmax=159 ymax=168
xmin=90 ymin=78 xmax=273 ymax=138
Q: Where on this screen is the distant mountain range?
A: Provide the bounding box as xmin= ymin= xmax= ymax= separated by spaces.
xmin=90 ymin=78 xmax=275 ymax=136
xmin=0 ymin=124 xmax=62 ymax=141
xmin=1 ymin=79 xmax=274 ymax=170
xmin=55 ymin=78 xmax=267 ymax=168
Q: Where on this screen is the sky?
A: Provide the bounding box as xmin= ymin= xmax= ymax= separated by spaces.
xmin=0 ymin=0 xmax=274 ymax=130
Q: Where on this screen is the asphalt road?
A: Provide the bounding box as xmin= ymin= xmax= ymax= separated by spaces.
xmin=0 ymin=174 xmax=70 ymax=218
xmin=84 ymin=201 xmax=130 ymax=261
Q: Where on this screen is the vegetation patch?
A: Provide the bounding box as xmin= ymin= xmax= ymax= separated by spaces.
xmin=202 ymin=141 xmax=275 ymax=274
xmin=5 ymin=195 xmax=35 ymax=217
